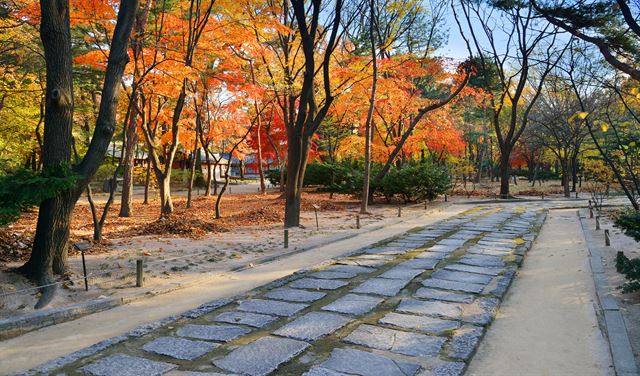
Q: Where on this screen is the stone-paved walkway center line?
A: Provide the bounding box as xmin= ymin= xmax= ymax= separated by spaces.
xmin=15 ymin=205 xmax=545 ymax=376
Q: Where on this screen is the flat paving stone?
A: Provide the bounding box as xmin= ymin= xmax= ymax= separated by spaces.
xmin=431 ymin=270 xmax=493 ymax=285
xmin=264 ymin=288 xmax=326 ymax=303
xmin=81 ymin=354 xmax=177 ymax=376
xmin=322 ymin=293 xmax=384 ymax=315
xmin=309 ymin=271 xmax=356 ymax=279
xmin=213 ymin=336 xmax=309 ymax=376
xmin=344 ymin=324 xmax=446 ymax=357
xmin=448 ymin=325 xmax=484 ymax=360
xmin=415 ymin=251 xmax=447 ymax=260
xmin=414 ymin=288 xmax=474 ymax=304
xmin=432 ymin=361 xmax=466 ymax=376
xmin=379 ymin=312 xmax=460 ymax=335
xmin=290 ymin=278 xmax=348 ymax=290
xmin=397 ymin=298 xmax=462 ymax=318
xmin=177 ymin=324 xmax=250 ymax=342
xmin=461 ymin=297 xmax=499 ymax=325
xmin=378 ymin=267 xmax=423 ymax=281
xmin=213 ymin=311 xmax=277 ymax=328
xmin=302 ymin=367 xmax=349 ymax=376
xmin=326 ymin=265 xmax=376 ymax=274
xmin=363 ymin=247 xmax=409 ymax=255
xmin=398 ymin=258 xmax=439 ymax=270
xmin=458 ymin=255 xmax=505 ymax=268
xmin=352 ymin=277 xmax=410 ymax=296
xmin=444 ymin=264 xmax=502 ymax=276
xmin=421 ymin=278 xmax=485 ymax=294
xmin=143 ymin=336 xmax=218 ymax=360
xmin=273 ymin=312 xmax=351 ymax=341
xmin=427 ymin=245 xmax=457 ymax=254
xmin=237 ymin=299 xmax=307 ymax=317
xmin=320 ymin=348 xmax=421 ymax=376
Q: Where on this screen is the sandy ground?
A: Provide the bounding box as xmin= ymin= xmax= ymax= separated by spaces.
xmin=0 ymin=203 xmax=468 ymax=374
xmin=0 ymin=191 xmax=410 ymax=317
xmin=467 ymin=209 xmax=614 ymax=376
xmin=597 ymin=212 xmax=640 ymax=367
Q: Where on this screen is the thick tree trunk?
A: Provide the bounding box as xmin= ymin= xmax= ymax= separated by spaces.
xmin=158 ymin=173 xmax=173 ymax=215
xmin=284 ymin=132 xmax=309 ymax=228
xmin=499 ymin=151 xmax=511 ymax=198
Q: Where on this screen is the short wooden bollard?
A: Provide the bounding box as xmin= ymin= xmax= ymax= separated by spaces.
xmin=444 ymin=194 xmax=448 ymax=202
xmin=590 ymin=208 xmax=594 ymax=218
xmin=605 ymin=229 xmax=611 ymax=246
xmin=398 ymin=206 xmax=402 ymax=218
xmin=596 ymin=216 xmax=601 ymax=230
xmin=588 ymin=200 xmax=592 ymax=209
xmin=424 ymin=200 xmax=428 ymax=210
xmin=312 ymin=204 xmax=320 ymax=231
xmin=575 ymin=191 xmax=579 ymax=199
xmin=356 ymin=214 xmax=361 ymax=229
xmin=136 ymin=259 xmax=144 ymax=287
xmin=284 ymin=229 xmax=289 ymax=248
xmin=541 ymin=192 xmax=545 ymax=200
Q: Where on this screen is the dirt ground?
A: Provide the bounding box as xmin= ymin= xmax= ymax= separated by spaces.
xmin=0 ymin=188 xmax=419 ymax=318
xmin=599 ymin=211 xmax=640 ymax=367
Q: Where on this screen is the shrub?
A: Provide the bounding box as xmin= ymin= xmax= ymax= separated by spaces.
xmin=380 ymin=161 xmax=451 ymax=203
xmin=0 ymin=165 xmax=78 ymax=226
xmin=615 ymin=251 xmax=640 ymax=293
xmin=266 ymin=168 xmax=282 ymax=186
xmin=614 ymin=209 xmax=640 ymax=242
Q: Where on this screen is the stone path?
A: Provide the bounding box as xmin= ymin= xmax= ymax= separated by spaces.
xmin=22 ymin=205 xmax=545 ymax=376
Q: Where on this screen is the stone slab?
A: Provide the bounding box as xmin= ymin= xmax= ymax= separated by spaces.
xmin=302 ymin=367 xmax=349 ymax=376
xmin=142 ymin=336 xmax=218 ymax=360
xmin=344 ymin=324 xmax=446 ymax=357
xmin=213 ymin=336 xmax=309 ymax=376
xmin=274 ymin=312 xmax=351 ymax=341
xmin=397 ymin=298 xmax=462 ymax=319
xmin=213 ymin=311 xmax=277 ymax=328
xmin=448 ymin=325 xmax=484 ymax=360
xmin=320 ymin=348 xmax=420 ymax=376
xmin=326 ymin=265 xmax=376 ymax=274
xmin=414 ymin=288 xmax=474 ymax=304
xmin=309 ymin=271 xmax=356 ymax=280
xmin=398 ymin=258 xmax=439 ymax=270
xmin=322 ymin=293 xmax=384 ymax=315
xmin=458 ymin=255 xmax=506 ymax=268
xmin=237 ymin=299 xmax=307 ymax=317
xmin=352 ymin=278 xmax=410 ymax=296
xmin=421 ymin=278 xmax=484 ymax=294
xmin=432 ymin=361 xmax=466 ymax=376
xmin=264 ymin=288 xmax=326 ymax=303
xmin=444 ymin=264 xmax=502 ymax=276
xmin=80 ymin=354 xmax=177 ymax=376
xmin=378 ymin=267 xmax=423 ymax=281
xmin=290 ymin=278 xmax=348 ymax=290
xmin=379 ymin=312 xmax=460 ymax=335
xmin=177 ymin=324 xmax=250 ymax=342
xmin=431 ymin=270 xmax=493 ymax=285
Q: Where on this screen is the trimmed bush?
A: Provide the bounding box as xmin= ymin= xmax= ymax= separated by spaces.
xmin=614 ymin=209 xmax=640 ymax=242
xmin=615 ymin=251 xmax=640 ymax=293
xmin=380 ymin=161 xmax=451 ymax=203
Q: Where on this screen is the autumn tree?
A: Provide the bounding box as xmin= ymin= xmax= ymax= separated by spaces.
xmin=454 ymin=0 xmax=567 ymax=197
xmin=19 ymin=0 xmax=139 ymax=308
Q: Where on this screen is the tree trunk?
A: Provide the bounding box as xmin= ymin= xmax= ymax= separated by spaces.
xmin=119 ymin=100 xmax=138 ymax=217
xmin=499 ymin=151 xmax=511 ymax=198
xmin=186 ymin=139 xmax=198 ymax=208
xmin=284 ymin=132 xmax=310 ymax=227
xmin=257 ymin=120 xmax=266 ymax=193
xmin=143 ymin=159 xmax=150 ymax=204
xmin=158 ymin=173 xmax=173 ymax=215
xmin=361 ymin=0 xmax=377 ymax=214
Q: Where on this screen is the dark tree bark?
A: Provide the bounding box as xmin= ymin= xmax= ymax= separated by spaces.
xmin=21 ymin=0 xmax=139 ymax=308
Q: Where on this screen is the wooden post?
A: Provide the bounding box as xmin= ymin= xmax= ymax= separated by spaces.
xmin=596 ymin=216 xmax=601 ymax=230
xmin=356 ymin=214 xmax=360 ymax=229
xmin=81 ymin=248 xmax=88 ymax=292
xmin=136 ymin=259 xmax=143 ymax=287
xmin=313 ymin=206 xmax=319 ymax=231
xmin=575 ymin=191 xmax=578 ymax=199
xmin=590 ymin=208 xmax=594 ymax=218
xmin=588 ymin=200 xmax=592 ymax=209
xmin=444 ymin=194 xmax=448 ymax=202
xmin=284 ymin=229 xmax=289 ymax=248
xmin=424 ymin=200 xmax=427 ymax=210
xmin=605 ymin=229 xmax=610 ymax=246
xmin=541 ymin=192 xmax=545 ymax=200
xmin=398 ymin=206 xmax=402 ymax=218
